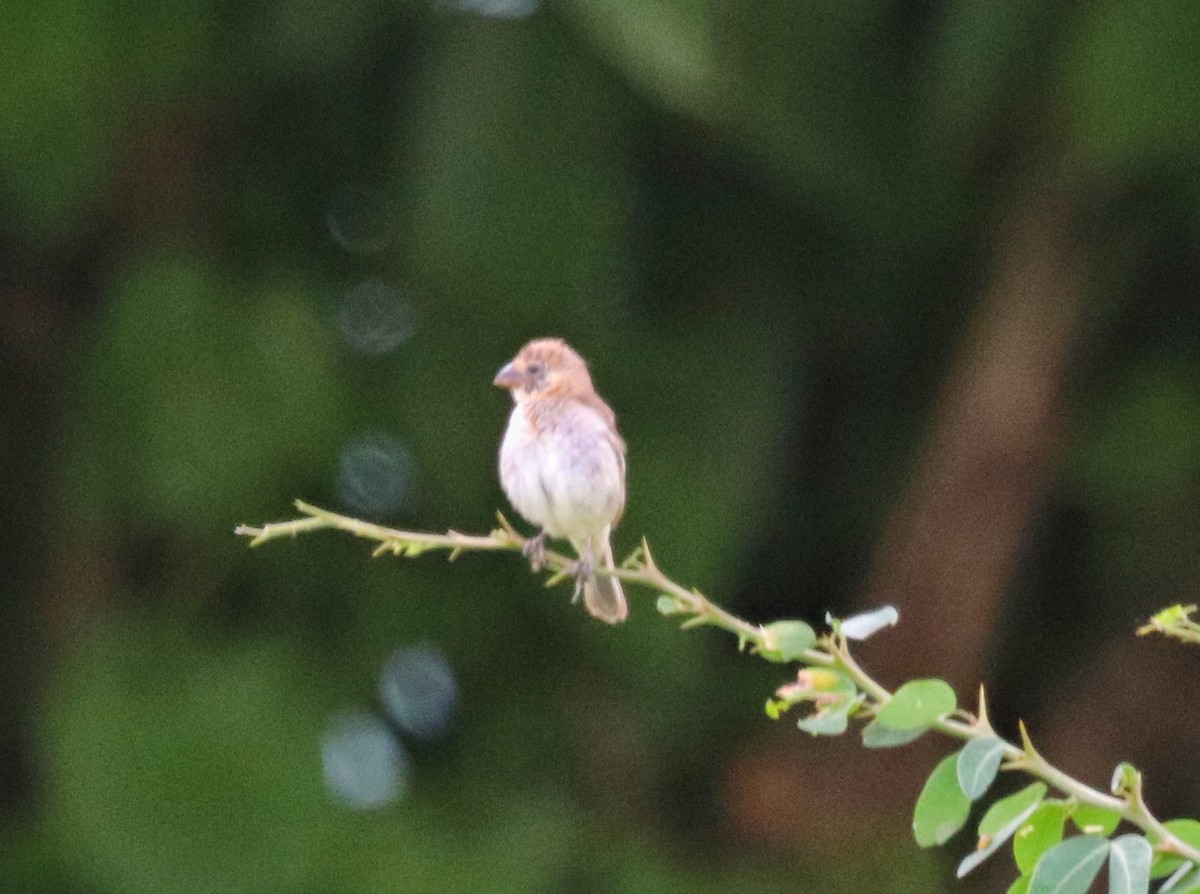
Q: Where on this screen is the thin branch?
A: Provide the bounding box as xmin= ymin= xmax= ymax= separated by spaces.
xmin=235 ymin=501 xmax=1200 ymax=864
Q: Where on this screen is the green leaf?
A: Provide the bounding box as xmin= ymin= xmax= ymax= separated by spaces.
xmin=876 ymin=679 xmax=956 ymax=730
xmin=1150 ymin=819 xmax=1200 ymax=879
xmin=957 ymin=736 xmax=1006 ymax=799
xmin=755 ymin=621 xmax=817 ymax=662
xmin=1108 ymin=835 xmax=1151 ymax=894
xmin=1161 ymin=866 xmax=1200 ymax=893
xmin=1028 ymin=836 xmax=1109 ymax=894
xmin=861 ymin=720 xmax=927 ymax=749
xmin=1110 ymin=762 xmax=1140 ymax=797
xmin=1016 ymin=802 xmax=1068 ymax=875
xmin=913 ymin=752 xmax=972 ymax=847
xmin=1071 ymin=803 xmax=1121 ymax=837
xmin=1063 ymin=0 xmax=1200 ymax=172
xmin=1164 ymin=818 xmax=1200 ymax=847
xmin=958 ymin=797 xmax=1043 ymax=878
xmin=1146 ymin=603 xmax=1196 ymax=627
xmin=655 ymin=594 xmax=684 ymax=616
xmin=980 ymin=783 xmax=1049 ymax=837
xmin=796 ymin=700 xmax=854 ymax=737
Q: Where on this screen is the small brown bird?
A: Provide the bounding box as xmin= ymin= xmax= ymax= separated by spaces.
xmin=494 ymin=338 xmax=628 ymax=623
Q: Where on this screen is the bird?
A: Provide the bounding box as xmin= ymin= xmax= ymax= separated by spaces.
xmin=494 ymin=338 xmax=628 ymax=624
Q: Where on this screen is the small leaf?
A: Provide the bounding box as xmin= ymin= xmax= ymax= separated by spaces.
xmin=862 ymin=720 xmax=927 ymax=749
xmin=957 ymin=737 xmax=1006 ymax=799
xmin=655 ymin=594 xmax=683 ymax=615
xmin=913 ymin=752 xmax=972 ymax=847
xmin=1071 ymin=803 xmax=1121 ymax=836
xmin=1110 ymin=762 xmax=1140 ymax=797
xmin=958 ymin=797 xmax=1043 ymax=878
xmin=1108 ymin=834 xmax=1152 ymax=894
xmin=876 ymin=679 xmax=957 ymax=730
xmin=755 ymin=621 xmax=817 ymax=662
xmin=796 ymin=700 xmax=854 ymax=736
xmin=1166 ymin=819 xmax=1200 ymax=847
xmin=1137 ymin=603 xmax=1196 ymax=636
xmin=980 ymin=783 xmax=1049 ymax=837
xmin=839 ymin=605 xmax=899 ymax=640
xmin=1016 ymin=802 xmax=1068 ymax=874
xmin=1028 ymin=836 xmax=1109 ymax=894
xmin=1158 ymin=604 xmax=1195 ymax=624
xmin=1160 ymin=864 xmax=1200 ymax=893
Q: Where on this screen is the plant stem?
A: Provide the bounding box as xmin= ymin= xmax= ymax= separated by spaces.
xmin=236 ymin=501 xmax=1200 ymax=864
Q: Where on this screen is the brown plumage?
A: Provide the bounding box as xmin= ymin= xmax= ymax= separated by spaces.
xmin=494 ymin=338 xmax=628 ymax=623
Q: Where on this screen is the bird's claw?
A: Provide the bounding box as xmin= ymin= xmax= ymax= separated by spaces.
xmin=523 ymin=530 xmax=549 ymax=572
xmin=570 ymin=555 xmax=593 ymax=604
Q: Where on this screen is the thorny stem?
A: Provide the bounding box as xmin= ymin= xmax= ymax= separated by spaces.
xmin=236 ymin=501 xmax=1200 ymax=865
xmin=1124 ymin=768 xmax=1192 ymax=859
xmin=825 ymin=634 xmax=1130 ymax=818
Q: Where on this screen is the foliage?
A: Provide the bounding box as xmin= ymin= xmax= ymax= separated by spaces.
xmin=6 ymin=1 xmax=1200 ymax=892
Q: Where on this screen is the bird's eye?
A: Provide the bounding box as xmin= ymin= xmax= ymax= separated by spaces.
xmin=526 ymin=361 xmax=543 ymax=376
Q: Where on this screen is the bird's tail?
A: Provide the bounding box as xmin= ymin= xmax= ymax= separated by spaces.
xmin=582 ymin=534 xmax=628 ymax=624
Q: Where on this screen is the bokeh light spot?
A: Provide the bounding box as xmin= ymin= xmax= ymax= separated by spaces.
xmin=379 ymin=645 xmax=458 ymax=741
xmin=335 ymin=278 xmax=415 ymax=356
xmin=441 ymin=0 xmax=540 ymax=19
xmin=335 ymin=432 xmax=415 ymax=517
xmin=321 ymin=710 xmax=408 ymax=810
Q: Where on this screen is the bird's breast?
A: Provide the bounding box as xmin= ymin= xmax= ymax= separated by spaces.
xmin=499 ymin=400 xmax=624 ymax=539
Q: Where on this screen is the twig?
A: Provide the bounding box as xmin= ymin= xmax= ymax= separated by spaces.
xmin=235 ymin=501 xmax=1200 ymax=865
xmin=1138 ymin=604 xmax=1200 ymax=646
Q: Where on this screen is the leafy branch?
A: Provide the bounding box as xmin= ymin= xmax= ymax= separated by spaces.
xmin=237 ymin=501 xmax=1200 ymax=893
xmin=1138 ymin=605 xmax=1200 ymax=647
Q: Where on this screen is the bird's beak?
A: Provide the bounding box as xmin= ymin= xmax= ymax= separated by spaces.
xmin=493 ymin=362 xmax=522 ymax=390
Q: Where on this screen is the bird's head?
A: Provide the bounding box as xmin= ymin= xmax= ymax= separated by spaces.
xmin=493 ymin=338 xmax=593 ymax=401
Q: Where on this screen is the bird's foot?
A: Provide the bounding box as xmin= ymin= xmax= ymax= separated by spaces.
xmin=570 ymin=554 xmax=594 ymax=605
xmin=522 ymin=530 xmax=549 ymax=572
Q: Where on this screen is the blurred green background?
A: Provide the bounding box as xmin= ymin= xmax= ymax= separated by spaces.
xmin=3 ymin=1 xmax=1200 ymax=892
